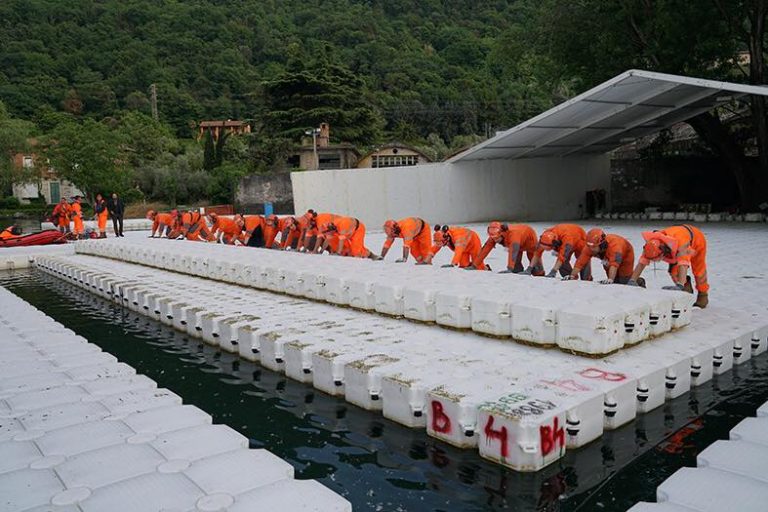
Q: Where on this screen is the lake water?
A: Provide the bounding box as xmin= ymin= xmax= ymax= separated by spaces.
xmin=2 ymin=268 xmax=766 ymax=511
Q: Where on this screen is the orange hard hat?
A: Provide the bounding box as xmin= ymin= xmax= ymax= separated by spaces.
xmin=487 ymin=221 xmax=505 ymax=238
xmin=586 ymin=228 xmax=606 ymax=248
xmin=539 ymin=229 xmax=558 ymax=248
xmin=642 ymin=238 xmax=664 ymax=261
xmin=383 ymin=219 xmax=397 ymax=236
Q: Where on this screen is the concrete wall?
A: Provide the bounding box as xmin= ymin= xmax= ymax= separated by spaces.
xmin=291 ymin=155 xmax=610 ymax=227
xmin=236 ymin=173 xmax=294 ymax=214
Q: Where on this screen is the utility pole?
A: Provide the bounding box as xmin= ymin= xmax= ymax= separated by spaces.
xmin=149 ymin=83 xmax=158 ymax=121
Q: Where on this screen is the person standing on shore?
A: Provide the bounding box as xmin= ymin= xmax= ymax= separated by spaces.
xmin=108 ymin=192 xmax=124 ymax=237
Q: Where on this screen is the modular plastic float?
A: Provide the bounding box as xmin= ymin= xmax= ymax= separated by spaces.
xmin=32 ymin=253 xmax=768 ymax=475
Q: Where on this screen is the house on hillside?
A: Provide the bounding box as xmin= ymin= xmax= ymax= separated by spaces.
xmin=197 ymin=120 xmax=252 ymax=142
xmin=290 ymin=123 xmax=360 ymax=170
xmin=11 ymin=150 xmax=84 ymax=205
xmin=357 ymin=143 xmax=431 ymax=168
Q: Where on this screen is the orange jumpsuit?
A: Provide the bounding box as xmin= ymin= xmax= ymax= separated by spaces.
xmin=304 ymin=213 xmax=339 ymax=250
xmin=382 ymin=217 xmax=432 ymax=262
xmin=264 ymin=217 xmax=294 ymax=248
xmin=52 ymin=202 xmax=71 ymax=232
xmin=326 ymin=217 xmax=370 ymax=257
xmin=71 ymin=202 xmax=84 ymax=235
xmin=431 ymin=227 xmax=487 ymax=269
xmin=95 ymin=200 xmax=109 ymax=234
xmin=182 ymin=211 xmax=212 ymax=241
xmin=536 ymin=224 xmax=588 ymax=277
xmin=152 ymin=213 xmax=174 ymax=237
xmin=574 ymin=234 xmax=634 ymax=282
xmin=641 ymin=225 xmax=709 ymax=293
xmin=211 ymin=216 xmax=242 ymax=244
xmin=240 ymin=215 xmax=266 ymax=246
xmin=475 ymin=224 xmax=537 ymax=271
xmin=0 ymin=228 xmax=21 ymax=240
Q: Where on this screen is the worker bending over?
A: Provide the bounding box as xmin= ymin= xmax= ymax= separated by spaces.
xmin=147 ymin=210 xmax=175 ymax=238
xmin=208 ymin=213 xmax=242 ymax=244
xmin=426 ymin=225 xmax=487 ymax=270
xmin=263 ymin=215 xmax=297 ymax=249
xmin=51 ymin=198 xmax=71 ymax=234
xmin=629 ymin=224 xmax=709 ymax=308
xmin=0 ymin=225 xmax=22 ymax=240
xmin=316 ymin=217 xmax=381 ymax=259
xmin=380 ymin=217 xmax=432 ymax=263
xmin=180 ymin=210 xmax=213 ymax=241
xmin=473 ymin=222 xmax=537 ymax=273
xmin=278 ymin=217 xmax=302 ymax=250
xmin=300 ymin=210 xmax=339 ymax=253
xmin=234 ymin=214 xmax=265 ymax=247
xmin=527 ymin=224 xmax=589 ymax=279
xmin=567 ymin=228 xmax=639 ymax=285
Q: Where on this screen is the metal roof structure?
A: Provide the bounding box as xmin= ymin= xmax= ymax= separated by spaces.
xmin=450 ymin=69 xmax=768 ymax=163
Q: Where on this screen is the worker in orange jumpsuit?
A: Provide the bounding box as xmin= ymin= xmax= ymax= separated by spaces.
xmin=234 ymin=214 xmax=266 ymax=247
xmin=180 ymin=210 xmax=213 ymax=241
xmin=94 ymin=194 xmax=109 ymax=238
xmin=316 ymin=217 xmax=381 ymax=259
xmin=167 ymin=210 xmax=185 ymax=239
xmin=629 ymin=224 xmax=709 ymax=308
xmin=263 ymin=215 xmax=296 ymax=249
xmin=0 ymin=226 xmax=22 ymax=240
xmin=566 ymin=228 xmax=638 ymax=285
xmin=426 ymin=225 xmax=488 ymax=270
xmin=526 ymin=224 xmax=589 ymax=279
xmin=472 ymin=222 xmax=537 ymax=273
xmin=278 ymin=216 xmax=302 ymax=250
xmin=70 ymin=196 xmax=84 ymax=239
xmin=379 ymin=217 xmax=432 ymax=263
xmin=208 ymin=213 xmax=242 ymax=244
xmin=147 ymin=209 xmax=175 ymax=238
xmin=301 ymin=210 xmax=339 ymax=253
xmin=52 ymin=198 xmax=71 ymax=234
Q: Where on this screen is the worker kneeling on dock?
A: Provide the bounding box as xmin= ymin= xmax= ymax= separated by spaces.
xmin=208 ymin=212 xmax=242 ymax=245
xmin=426 ymin=225 xmax=487 ymax=270
xmin=316 ymin=217 xmax=381 ymax=259
xmin=526 ymin=224 xmax=590 ymax=279
xmin=147 ymin=209 xmax=175 ymax=238
xmin=380 ymin=217 xmax=432 ymax=263
xmin=471 ymin=222 xmax=537 ymax=273
xmin=629 ymin=224 xmax=709 ymax=308
xmin=565 ymin=228 xmax=638 ymax=285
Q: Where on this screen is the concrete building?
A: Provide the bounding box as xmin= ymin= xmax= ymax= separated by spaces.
xmin=291 ymin=70 xmax=768 ymax=227
xmin=293 ymin=123 xmax=360 ymax=171
xmin=357 ymin=143 xmax=431 ymax=169
xmin=11 ymin=152 xmax=84 ymax=205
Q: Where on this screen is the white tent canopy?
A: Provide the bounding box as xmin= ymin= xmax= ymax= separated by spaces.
xmin=450 ymin=70 xmax=768 ymax=163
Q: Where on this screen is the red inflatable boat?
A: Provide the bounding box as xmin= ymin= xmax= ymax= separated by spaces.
xmin=0 ymin=229 xmax=66 ymax=248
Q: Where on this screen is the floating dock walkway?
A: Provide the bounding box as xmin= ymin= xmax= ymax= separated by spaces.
xmin=30 ymin=223 xmax=768 ymax=473
xmin=0 ymin=286 xmax=351 ymax=511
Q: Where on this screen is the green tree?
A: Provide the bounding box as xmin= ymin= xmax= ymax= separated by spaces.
xmin=42 ymin=118 xmax=131 ymax=200
xmin=0 ymin=101 xmax=36 ymax=196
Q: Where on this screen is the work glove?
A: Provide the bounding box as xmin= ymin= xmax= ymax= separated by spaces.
xmin=662 ymin=283 xmax=685 ymax=291
xmin=395 ymin=258 xmax=406 ymax=263
xmin=626 ymin=279 xmax=639 ymax=287
xmin=600 ymin=279 xmax=614 ymax=285
xmin=545 ymin=269 xmax=557 ymax=278
xmin=561 ymin=275 xmax=574 ymax=281
xmin=522 ymin=267 xmax=533 ymax=276
xmin=441 ymin=264 xmax=455 ymax=268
